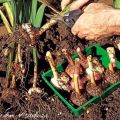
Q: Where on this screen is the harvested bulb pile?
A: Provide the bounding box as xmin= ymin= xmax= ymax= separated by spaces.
xmin=46 ymin=47 xmax=120 ymax=106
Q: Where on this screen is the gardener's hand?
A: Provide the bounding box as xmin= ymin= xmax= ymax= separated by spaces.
xmin=71 ymin=3 xmax=120 ymax=40
xmin=61 ymin=0 xmax=90 ymax=10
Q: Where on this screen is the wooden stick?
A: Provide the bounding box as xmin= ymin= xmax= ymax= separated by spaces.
xmin=46 ymin=51 xmax=58 ymax=79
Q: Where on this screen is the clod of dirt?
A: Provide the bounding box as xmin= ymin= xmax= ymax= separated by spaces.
xmin=0 ymin=88 xmax=21 ymax=115
xmin=105 ymin=70 xmax=120 ymax=84
xmin=70 ymin=92 xmax=87 ymax=106
xmin=1 ymin=88 xmax=20 ymax=100
xmin=86 ymin=82 xmax=103 ymax=96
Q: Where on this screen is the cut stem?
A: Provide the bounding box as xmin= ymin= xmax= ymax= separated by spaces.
xmin=38 ymin=0 xmax=60 ymax=14
xmin=73 ymin=58 xmax=80 ymax=95
xmin=46 ymin=51 xmax=58 ymax=79
xmin=62 ymin=49 xmax=74 ymax=66
xmin=5 ymin=51 xmax=13 ymax=88
xmin=35 ymin=3 xmax=71 ymax=36
xmin=32 ymin=47 xmax=38 ymax=88
xmin=77 ymin=47 xmax=85 ymax=60
xmin=11 ymin=53 xmax=18 ymax=89
xmin=0 ymin=9 xmax=12 ymax=33
xmin=87 ymin=55 xmax=96 ymax=86
xmin=3 ymin=2 xmax=13 ymax=27
xmin=18 ymin=43 xmax=25 ymax=75
xmin=107 ymin=47 xmax=116 ymax=72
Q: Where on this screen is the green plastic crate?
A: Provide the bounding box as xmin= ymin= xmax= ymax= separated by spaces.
xmin=42 ymin=44 xmax=120 ymax=116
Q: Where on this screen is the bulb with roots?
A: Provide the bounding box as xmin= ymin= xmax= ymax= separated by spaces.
xmin=105 ymin=47 xmax=120 ymax=84
xmin=77 ymin=47 xmax=104 ymax=81
xmin=46 ymin=51 xmax=71 ymax=92
xmin=86 ymin=55 xmax=103 ymax=96
xmin=70 ymin=58 xmax=87 ymax=106
xmin=62 ymin=49 xmax=82 ymax=78
xmin=90 ymin=57 xmax=104 ymax=81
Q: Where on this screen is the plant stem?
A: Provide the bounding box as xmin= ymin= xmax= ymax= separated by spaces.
xmin=74 ymin=58 xmax=80 ymax=96
xmin=46 ymin=51 xmax=58 ymax=79
xmin=35 ymin=3 xmax=71 ymax=36
xmin=62 ymin=49 xmax=74 ymax=66
xmin=38 ymin=0 xmax=60 ymax=14
xmin=87 ymin=55 xmax=96 ymax=86
xmin=77 ymin=47 xmax=85 ymax=60
xmin=18 ymin=43 xmax=25 ymax=74
xmin=5 ymin=49 xmax=14 ymax=88
xmin=3 ymin=2 xmax=13 ymax=27
xmin=32 ymin=47 xmax=38 ymax=88
xmin=0 ymin=9 xmax=12 ymax=33
xmin=11 ymin=52 xmax=18 ymax=89
xmin=107 ymin=47 xmax=115 ymax=73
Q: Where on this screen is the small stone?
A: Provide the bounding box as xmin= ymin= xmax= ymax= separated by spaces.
xmin=51 ymin=98 xmax=54 ymax=102
xmin=87 ymin=110 xmax=90 ymax=114
xmin=106 ymin=108 xmax=108 ymax=111
xmin=59 ymin=112 xmax=62 ymax=115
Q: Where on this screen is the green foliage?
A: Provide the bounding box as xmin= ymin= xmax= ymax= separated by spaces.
xmin=0 ymin=0 xmax=11 ymax=4
xmin=113 ymin=0 xmax=120 ymax=9
xmin=0 ymin=0 xmax=46 ymax=31
xmin=33 ymin=4 xmax=45 ymax=28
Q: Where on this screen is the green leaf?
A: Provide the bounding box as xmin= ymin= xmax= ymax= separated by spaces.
xmin=16 ymin=0 xmax=24 ymax=24
xmin=9 ymin=0 xmax=16 ymax=31
xmin=113 ymin=0 xmax=120 ymax=8
xmin=0 ymin=9 xmax=12 ymax=33
xmin=0 ymin=0 xmax=11 ymax=3
xmin=33 ymin=4 xmax=45 ymax=28
xmin=23 ymin=0 xmax=31 ymax=22
xmin=30 ymin=0 xmax=37 ymax=24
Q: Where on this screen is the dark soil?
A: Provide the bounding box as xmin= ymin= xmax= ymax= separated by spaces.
xmin=0 ymin=0 xmax=120 ymax=120
xmin=105 ymin=70 xmax=120 ymax=84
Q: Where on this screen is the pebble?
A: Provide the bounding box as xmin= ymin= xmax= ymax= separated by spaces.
xmin=51 ymin=98 xmax=54 ymax=102
xmin=106 ymin=108 xmax=108 ymax=111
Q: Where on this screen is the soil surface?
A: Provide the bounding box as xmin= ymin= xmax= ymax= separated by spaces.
xmin=0 ymin=0 xmax=120 ymax=120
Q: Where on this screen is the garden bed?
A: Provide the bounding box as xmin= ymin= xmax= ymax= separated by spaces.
xmin=0 ymin=0 xmax=120 ymax=120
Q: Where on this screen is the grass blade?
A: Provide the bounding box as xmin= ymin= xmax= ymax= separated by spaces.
xmin=9 ymin=0 xmax=16 ymax=31
xmin=113 ymin=0 xmax=120 ymax=8
xmin=0 ymin=0 xmax=11 ymax=3
xmin=33 ymin=4 xmax=45 ymax=28
xmin=3 ymin=2 xmax=13 ymax=27
xmin=0 ymin=9 xmax=12 ymax=33
xmin=23 ymin=0 xmax=31 ymax=22
xmin=30 ymin=0 xmax=37 ymax=23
